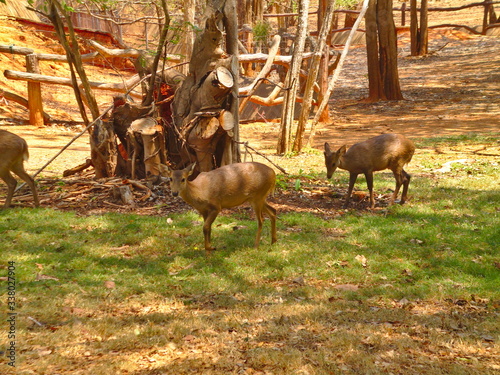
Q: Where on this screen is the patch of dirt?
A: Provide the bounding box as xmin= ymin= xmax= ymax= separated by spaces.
xmin=0 ymin=13 xmax=499 ymax=215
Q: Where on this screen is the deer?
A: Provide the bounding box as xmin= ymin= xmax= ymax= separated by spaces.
xmin=160 ymin=162 xmax=277 ymax=251
xmin=0 ymin=129 xmax=40 ymax=208
xmin=324 ymin=133 xmax=415 ymax=209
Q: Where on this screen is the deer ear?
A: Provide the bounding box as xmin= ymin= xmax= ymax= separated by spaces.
xmin=338 ymin=145 xmax=347 ymax=156
xmin=324 ymin=142 xmax=331 ymax=153
xmin=186 ymin=162 xmax=197 ymax=176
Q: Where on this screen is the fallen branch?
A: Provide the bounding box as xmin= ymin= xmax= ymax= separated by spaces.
xmin=239 ymin=35 xmax=281 ymax=112
xmin=0 ymin=88 xmax=52 ymax=123
xmin=236 ymin=141 xmax=287 ymax=175
xmin=307 ymin=0 xmax=369 ymax=147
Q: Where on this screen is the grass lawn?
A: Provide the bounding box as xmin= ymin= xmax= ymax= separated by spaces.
xmin=1 ymin=134 xmax=499 ymax=374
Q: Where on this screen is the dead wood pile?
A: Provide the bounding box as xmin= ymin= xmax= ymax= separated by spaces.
xmin=6 ymin=171 xmax=188 ymax=215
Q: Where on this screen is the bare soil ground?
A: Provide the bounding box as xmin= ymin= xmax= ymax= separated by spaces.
xmin=0 ymin=12 xmax=499 ymax=215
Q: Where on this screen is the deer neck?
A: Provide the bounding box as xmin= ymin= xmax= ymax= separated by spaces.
xmin=180 ymin=181 xmax=199 ymax=206
xmin=337 ymin=155 xmax=348 ymax=171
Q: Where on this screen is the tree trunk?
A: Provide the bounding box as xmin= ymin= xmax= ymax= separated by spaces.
xmin=377 ymin=0 xmax=403 ymax=100
xmin=293 ymin=0 xmax=335 ymax=153
xmin=277 ymin=0 xmax=310 ymax=155
xmin=47 ymin=0 xmax=115 ymax=178
xmin=410 ymin=0 xmax=428 ymax=56
xmin=307 ymin=0 xmax=369 ymax=147
xmin=365 ymin=0 xmax=403 ymax=102
xmin=182 ymin=0 xmax=196 ymax=76
xmin=366 ymin=0 xmax=386 ymax=101
xmin=316 ymin=0 xmax=332 ymax=123
xmin=142 ymin=0 xmax=170 ymax=107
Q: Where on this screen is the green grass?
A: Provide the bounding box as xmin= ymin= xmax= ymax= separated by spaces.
xmin=0 ymin=134 xmax=499 ymax=374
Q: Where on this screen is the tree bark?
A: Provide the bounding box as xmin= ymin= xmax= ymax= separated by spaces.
xmin=410 ymin=0 xmax=428 ymax=56
xmin=307 ymin=0 xmax=369 ymax=147
xmin=365 ymin=0 xmax=403 ymax=102
xmin=377 ymin=0 xmax=403 ymax=100
xmin=293 ymin=0 xmax=335 ymax=153
xmin=277 ymin=0 xmax=310 ymax=155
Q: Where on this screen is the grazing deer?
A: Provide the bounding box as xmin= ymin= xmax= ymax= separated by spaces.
xmin=324 ymin=133 xmax=415 ymax=208
xmin=0 ymin=129 xmax=40 ymax=208
xmin=160 ymin=162 xmax=277 ymax=251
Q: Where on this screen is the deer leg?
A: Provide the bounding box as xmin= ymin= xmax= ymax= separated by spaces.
xmin=252 ymin=201 xmax=265 ymax=248
xmin=1 ymin=171 xmax=17 ymax=208
xmin=263 ymin=202 xmax=277 ymax=244
xmin=344 ymin=173 xmax=358 ymax=208
xmin=202 ymin=209 xmax=219 ymax=251
xmin=400 ymin=170 xmax=411 ymax=204
xmin=389 ymin=169 xmax=404 ymax=205
xmin=12 ymin=163 xmax=39 ymax=207
xmin=364 ymin=172 xmax=375 ymax=208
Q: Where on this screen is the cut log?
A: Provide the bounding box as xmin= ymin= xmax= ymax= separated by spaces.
xmin=113 ymin=184 xmax=136 ymax=206
xmin=63 ymin=159 xmax=93 ymax=177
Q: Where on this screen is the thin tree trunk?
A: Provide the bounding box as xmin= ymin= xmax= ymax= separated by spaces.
xmin=276 ymin=0 xmax=310 ymax=155
xmin=419 ymin=0 xmax=428 ymax=55
xmin=239 ymin=35 xmax=281 ymax=112
xmin=142 ymin=0 xmax=170 ymax=107
xmin=223 ymin=0 xmax=241 ymax=163
xmin=410 ymin=0 xmax=428 ymax=56
xmin=307 ymin=0 xmax=369 ymax=147
xmin=410 ymin=0 xmax=418 ymax=55
xmin=182 ymin=0 xmax=195 ymax=76
xmin=293 ymin=0 xmax=336 ymax=153
xmin=316 ymin=0 xmax=332 ymax=123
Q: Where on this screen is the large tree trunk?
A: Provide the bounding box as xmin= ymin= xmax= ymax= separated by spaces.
xmin=365 ymin=0 xmax=404 ymax=102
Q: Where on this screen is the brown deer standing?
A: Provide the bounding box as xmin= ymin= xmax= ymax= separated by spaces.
xmin=0 ymin=129 xmax=40 ymax=208
xmin=160 ymin=162 xmax=277 ymax=251
xmin=324 ymin=133 xmax=415 ymax=208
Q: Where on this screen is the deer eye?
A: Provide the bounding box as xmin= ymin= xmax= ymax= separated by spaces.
xmin=181 ymin=178 xmax=186 ymax=183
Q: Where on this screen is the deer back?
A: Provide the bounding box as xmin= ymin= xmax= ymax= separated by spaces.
xmin=191 ymin=162 xmax=275 ymax=209
xmin=341 ymin=134 xmax=415 ymax=173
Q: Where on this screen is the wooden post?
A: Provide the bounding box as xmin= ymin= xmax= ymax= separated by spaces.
xmin=26 ymin=54 xmax=44 ymax=127
xmin=401 ymin=2 xmax=406 ymax=26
